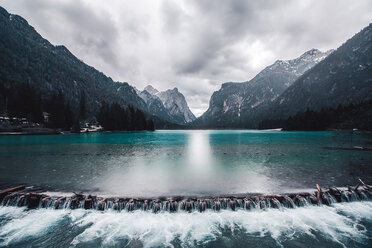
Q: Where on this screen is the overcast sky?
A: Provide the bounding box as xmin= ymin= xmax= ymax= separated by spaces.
xmin=1 ymin=0 xmax=371 ymax=116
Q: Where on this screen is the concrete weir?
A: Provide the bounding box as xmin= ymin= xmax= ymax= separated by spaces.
xmin=0 ymin=182 xmax=371 ymax=213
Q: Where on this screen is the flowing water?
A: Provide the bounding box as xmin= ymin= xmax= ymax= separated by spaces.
xmin=0 ymin=130 xmax=371 ymax=247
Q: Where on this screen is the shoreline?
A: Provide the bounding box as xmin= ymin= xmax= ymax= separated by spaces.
xmin=0 ymin=131 xmax=61 ymax=136
xmin=0 ymin=128 xmax=155 ymax=136
xmin=0 ymin=127 xmax=371 ymax=136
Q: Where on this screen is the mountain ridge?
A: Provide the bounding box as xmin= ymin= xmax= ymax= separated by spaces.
xmin=0 ymin=6 xmax=150 ymax=118
xmin=194 ymin=48 xmax=333 ymax=127
xmin=138 ymin=85 xmax=196 ymax=124
xmin=1 ymin=6 xmax=370 ymax=130
xmin=265 ymin=23 xmax=372 ymax=121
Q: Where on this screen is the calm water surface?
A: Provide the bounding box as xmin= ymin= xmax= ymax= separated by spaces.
xmin=0 ymin=130 xmax=371 ymax=196
xmin=0 ymin=130 xmax=371 ymax=247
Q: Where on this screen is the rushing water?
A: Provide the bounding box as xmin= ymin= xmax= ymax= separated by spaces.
xmin=0 ymin=130 xmax=372 ymax=247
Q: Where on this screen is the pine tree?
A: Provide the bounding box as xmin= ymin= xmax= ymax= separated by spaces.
xmin=64 ymin=102 xmax=74 ymax=131
xmin=79 ymin=91 xmax=86 ymax=120
xmin=48 ymin=90 xmax=67 ymax=129
xmin=147 ymin=119 xmax=155 ymax=131
xmin=97 ymin=102 xmax=150 ymax=131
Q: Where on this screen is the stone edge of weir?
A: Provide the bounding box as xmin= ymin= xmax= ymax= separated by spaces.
xmin=0 ymin=180 xmax=371 ymax=213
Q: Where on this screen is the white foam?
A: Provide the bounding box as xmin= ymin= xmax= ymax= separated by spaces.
xmin=70 ymin=202 xmax=371 ymax=247
xmin=0 ymin=207 xmax=67 ymax=246
xmin=42 ymin=191 xmax=75 ymax=197
xmin=0 ymin=202 xmax=371 ymax=247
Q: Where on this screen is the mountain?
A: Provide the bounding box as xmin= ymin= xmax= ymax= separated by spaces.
xmin=138 ymin=89 xmax=172 ymax=122
xmin=265 ymin=24 xmax=372 ymax=121
xmin=138 ymin=85 xmax=196 ymax=124
xmin=259 ymin=99 xmax=372 ymax=131
xmin=157 ymin=88 xmax=196 ymax=124
xmin=0 ymin=6 xmax=147 ymax=118
xmin=195 ymin=48 xmax=332 ymax=128
xmin=143 ymin=85 xmax=159 ymax=95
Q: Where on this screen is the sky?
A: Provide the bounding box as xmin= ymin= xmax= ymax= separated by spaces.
xmin=1 ymin=0 xmax=371 ymax=116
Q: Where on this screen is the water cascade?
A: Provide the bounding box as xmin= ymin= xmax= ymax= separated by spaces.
xmin=1 ymin=183 xmax=371 ymax=213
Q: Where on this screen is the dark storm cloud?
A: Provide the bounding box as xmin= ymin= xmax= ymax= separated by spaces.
xmin=1 ymin=0 xmax=371 ymax=116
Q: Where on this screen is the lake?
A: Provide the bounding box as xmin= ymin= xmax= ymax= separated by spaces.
xmin=0 ymin=130 xmax=371 ymax=247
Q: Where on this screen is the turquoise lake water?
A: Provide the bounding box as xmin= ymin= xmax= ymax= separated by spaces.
xmin=0 ymin=130 xmax=371 ymax=196
xmin=0 ymin=130 xmax=371 ymax=248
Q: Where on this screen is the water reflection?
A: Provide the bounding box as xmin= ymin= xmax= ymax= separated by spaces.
xmin=96 ymin=149 xmax=176 ymax=197
xmin=97 ymin=131 xmax=217 ymax=196
xmin=1 ymin=130 xmax=371 ymax=196
xmin=187 ymin=130 xmax=213 ymax=179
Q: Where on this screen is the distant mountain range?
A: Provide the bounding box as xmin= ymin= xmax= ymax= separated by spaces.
xmin=194 ymin=49 xmax=333 ymax=127
xmin=1 ymin=6 xmax=370 ymax=130
xmin=0 ymin=6 xmax=194 ymax=127
xmin=194 ymin=23 xmax=372 ymax=128
xmin=265 ymin=24 xmax=372 ymax=121
xmin=138 ymin=85 xmax=196 ymax=124
xmin=0 ymin=7 xmax=148 ymax=117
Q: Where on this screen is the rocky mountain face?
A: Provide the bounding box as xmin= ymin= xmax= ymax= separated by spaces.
xmin=138 ymin=89 xmax=172 ymax=122
xmin=265 ymin=23 xmax=372 ymax=120
xmin=138 ymin=85 xmax=196 ymax=124
xmin=195 ymin=48 xmax=332 ymax=127
xmin=157 ymin=88 xmax=196 ymax=124
xmin=143 ymin=85 xmax=159 ymax=95
xmin=0 ymin=7 xmax=147 ymax=117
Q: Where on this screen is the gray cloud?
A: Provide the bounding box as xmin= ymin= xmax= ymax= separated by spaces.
xmin=20 ymin=0 xmax=123 ymax=74
xmin=1 ymin=0 xmax=371 ymax=116
xmin=162 ymin=0 xmax=372 ymax=79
